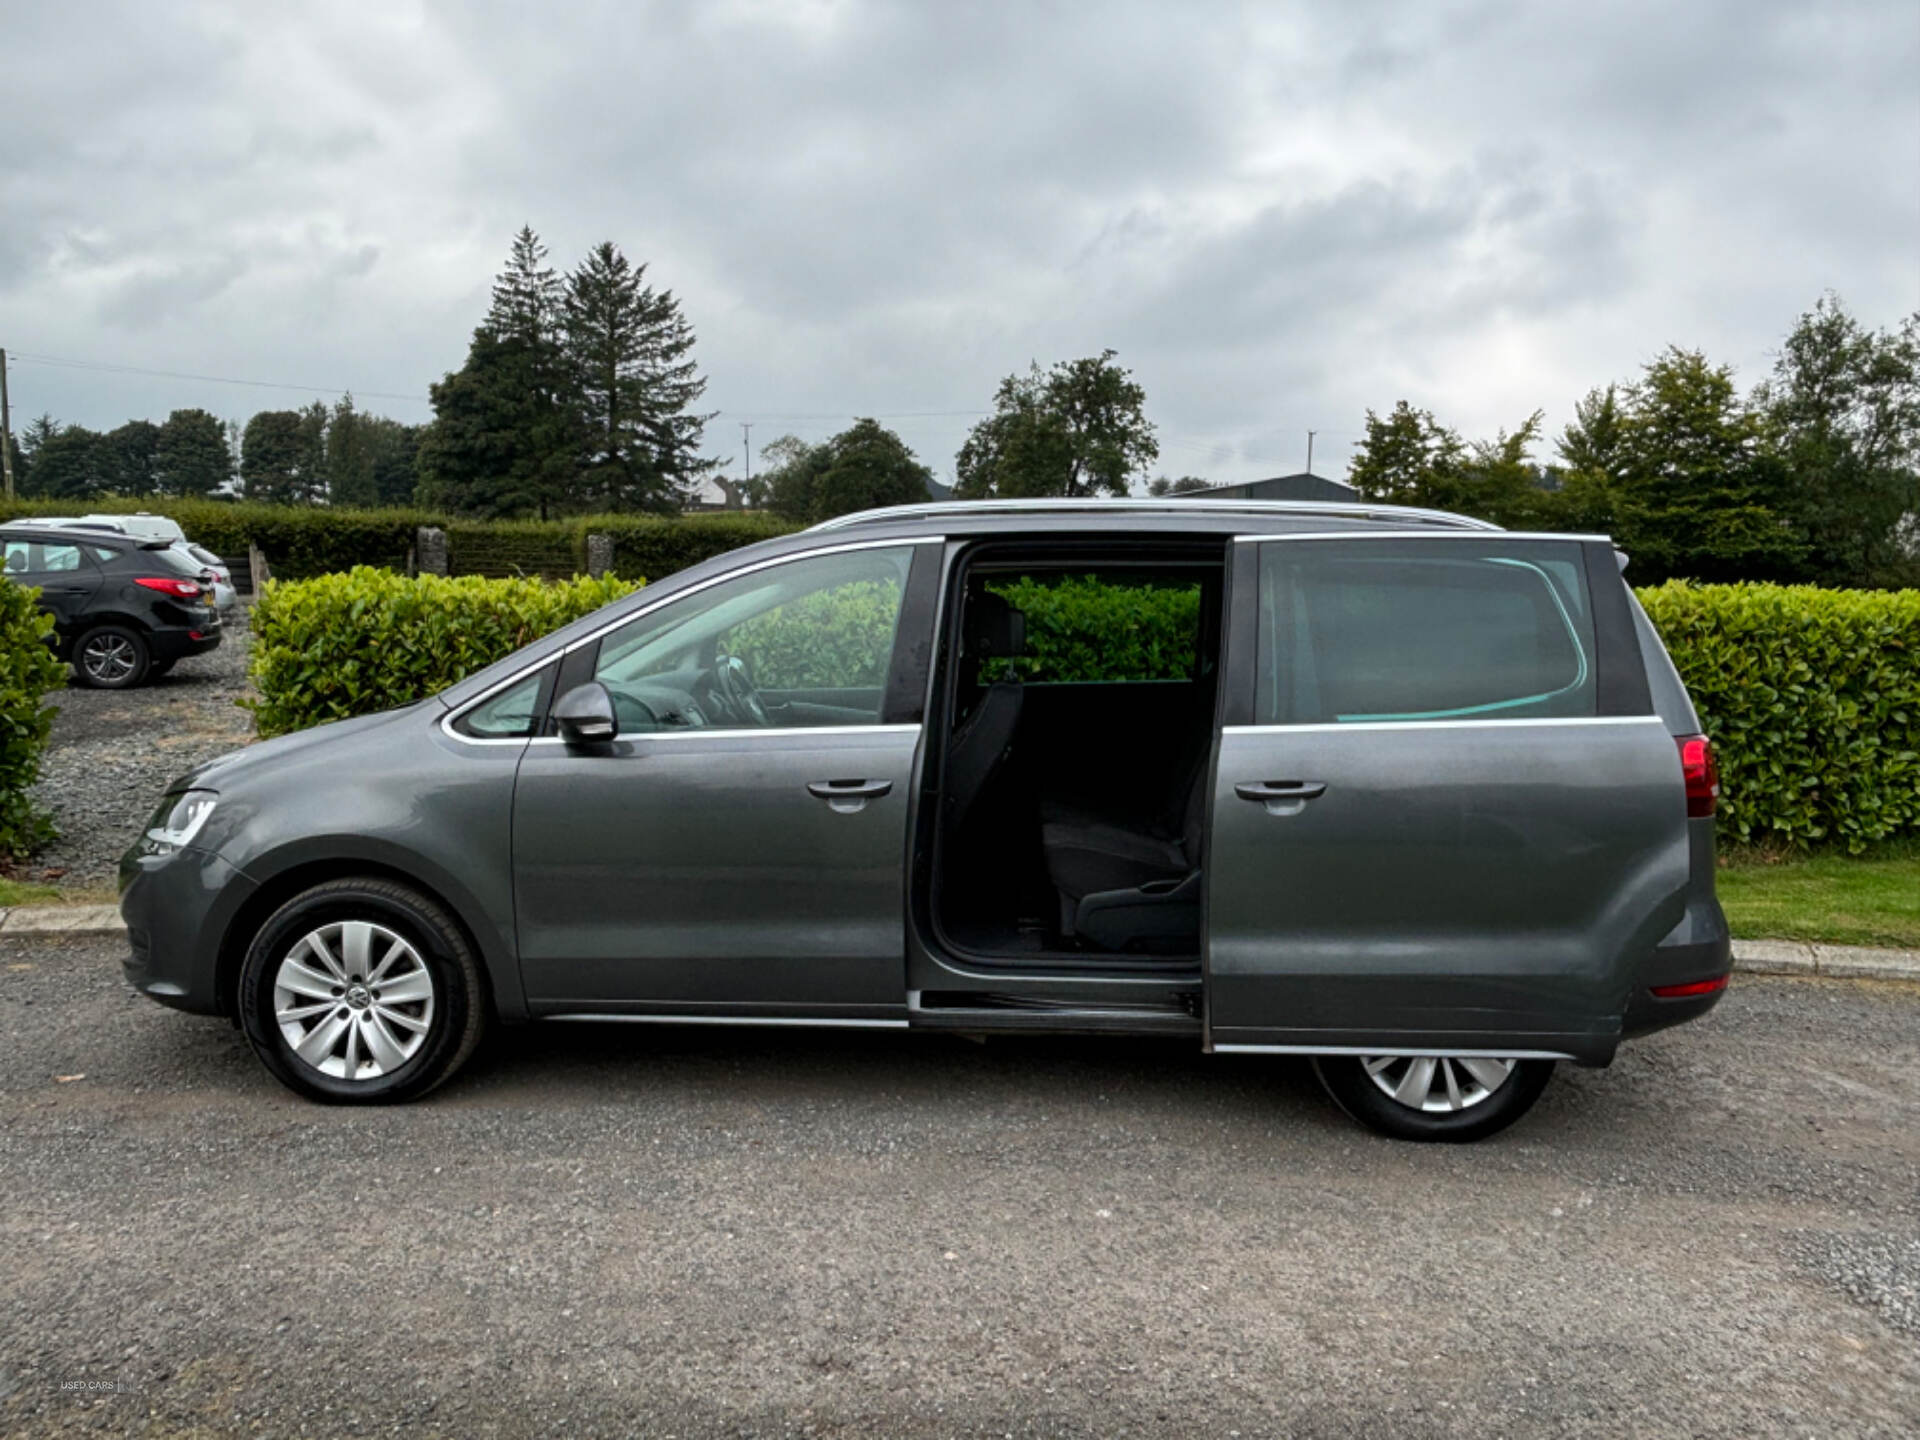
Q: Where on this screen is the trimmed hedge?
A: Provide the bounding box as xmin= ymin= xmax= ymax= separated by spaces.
xmin=241 ymin=558 xmax=1920 ymax=856
xmin=1638 ymin=582 xmax=1920 ymax=851
xmin=0 ymin=497 xmax=798 ymax=584
xmin=247 ymin=568 xmax=638 ymax=737
xmin=990 ymin=576 xmax=1202 ymax=683
xmin=0 ymin=582 xmax=69 ymax=856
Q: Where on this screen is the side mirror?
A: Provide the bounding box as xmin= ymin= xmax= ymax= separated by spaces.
xmin=553 ymin=681 xmax=618 ymax=747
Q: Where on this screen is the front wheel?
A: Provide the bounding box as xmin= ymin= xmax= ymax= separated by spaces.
xmin=1313 ymin=1054 xmax=1555 ymax=1142
xmin=237 ymin=878 xmax=487 ymax=1104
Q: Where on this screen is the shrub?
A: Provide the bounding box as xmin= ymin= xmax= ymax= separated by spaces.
xmin=1637 ymin=582 xmax=1920 ymax=850
xmin=447 ymin=519 xmax=580 ymax=579
xmin=248 ymin=568 xmax=638 ymax=737
xmin=0 ymin=583 xmax=68 ymax=856
xmin=728 ymin=580 xmax=903 ymax=689
xmin=0 ymin=498 xmax=798 ymax=584
xmin=595 ymin=512 xmax=797 ymax=581
xmin=989 ymin=575 xmax=1202 ymax=682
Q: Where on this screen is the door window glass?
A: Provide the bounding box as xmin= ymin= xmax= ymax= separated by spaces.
xmin=3 ymin=539 xmax=84 ymax=574
xmin=1256 ymin=539 xmax=1597 ymax=725
xmin=593 ymin=546 xmax=915 ymax=731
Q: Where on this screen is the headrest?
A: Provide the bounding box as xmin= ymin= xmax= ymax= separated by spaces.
xmin=964 ymin=590 xmax=1025 ymax=659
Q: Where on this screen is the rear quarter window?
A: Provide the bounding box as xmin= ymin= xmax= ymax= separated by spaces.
xmin=1255 ymin=539 xmax=1598 ymax=725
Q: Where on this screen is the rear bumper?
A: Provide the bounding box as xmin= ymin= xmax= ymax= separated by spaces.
xmin=148 ymin=624 xmax=222 ymax=663
xmin=1621 ymin=907 xmax=1733 ymax=1040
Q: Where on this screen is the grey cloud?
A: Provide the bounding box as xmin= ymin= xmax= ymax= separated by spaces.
xmin=0 ymin=0 xmax=1912 ymax=485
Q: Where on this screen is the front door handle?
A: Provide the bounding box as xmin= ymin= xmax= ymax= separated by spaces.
xmin=1235 ymin=780 xmax=1326 ymax=816
xmin=807 ymin=778 xmax=892 ymax=813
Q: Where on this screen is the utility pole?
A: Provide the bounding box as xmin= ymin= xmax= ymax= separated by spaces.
xmin=740 ymin=422 xmax=753 ymax=487
xmin=0 ymin=349 xmax=13 ymax=500
xmin=1305 ymin=430 xmax=1317 ymax=477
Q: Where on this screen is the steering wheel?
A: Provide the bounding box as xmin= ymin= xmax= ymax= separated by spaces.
xmin=712 ymin=654 xmax=770 ymax=726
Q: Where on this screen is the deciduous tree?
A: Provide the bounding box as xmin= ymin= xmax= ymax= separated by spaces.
xmin=154 ymin=408 xmax=231 ymax=497
xmin=955 ymin=350 xmax=1158 ymax=498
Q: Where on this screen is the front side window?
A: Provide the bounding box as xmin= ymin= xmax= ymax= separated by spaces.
xmin=592 ymin=546 xmax=915 ymax=732
xmin=1255 ymin=539 xmax=1597 ymax=725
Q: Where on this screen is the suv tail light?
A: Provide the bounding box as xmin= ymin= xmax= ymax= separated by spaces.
xmin=135 ymin=576 xmax=203 ymax=600
xmin=1677 ymin=735 xmax=1719 ymax=818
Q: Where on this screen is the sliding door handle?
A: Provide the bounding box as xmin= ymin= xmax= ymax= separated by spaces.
xmin=1234 ymin=780 xmax=1326 ymax=802
xmin=808 ymin=778 xmax=892 ymax=812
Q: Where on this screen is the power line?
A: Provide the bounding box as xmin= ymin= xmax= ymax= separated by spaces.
xmin=6 ymin=350 xmax=430 ymax=405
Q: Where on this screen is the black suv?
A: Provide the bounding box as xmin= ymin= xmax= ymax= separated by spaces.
xmin=1 ymin=525 xmax=222 ymax=688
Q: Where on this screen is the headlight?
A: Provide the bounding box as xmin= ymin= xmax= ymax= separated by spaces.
xmin=140 ymin=791 xmax=217 ymax=857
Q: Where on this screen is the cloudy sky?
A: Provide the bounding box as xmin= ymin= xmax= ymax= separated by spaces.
xmin=3 ymin=0 xmax=1916 ymax=491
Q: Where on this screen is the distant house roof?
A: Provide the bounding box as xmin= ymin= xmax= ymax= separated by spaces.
xmin=1186 ymin=472 xmax=1358 ymax=504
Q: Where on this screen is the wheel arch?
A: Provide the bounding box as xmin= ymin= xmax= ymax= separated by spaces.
xmin=214 ymin=852 xmax=519 ymax=1025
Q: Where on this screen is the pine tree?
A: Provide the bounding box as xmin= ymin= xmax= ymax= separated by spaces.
xmin=418 ymin=227 xmax=580 ymax=518
xmin=563 ymin=241 xmax=715 ymax=513
xmin=326 ymin=394 xmax=377 ymax=507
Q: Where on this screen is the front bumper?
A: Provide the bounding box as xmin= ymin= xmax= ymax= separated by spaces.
xmin=119 ymin=844 xmax=257 ymax=1015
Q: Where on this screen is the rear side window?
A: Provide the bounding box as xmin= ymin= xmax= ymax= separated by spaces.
xmin=1255 ymin=538 xmax=1597 ymax=725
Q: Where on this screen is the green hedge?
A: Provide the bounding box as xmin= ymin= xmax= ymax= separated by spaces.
xmin=0 ymin=497 xmax=798 ymax=584
xmin=1638 ymin=582 xmax=1920 ymax=851
xmin=241 ymin=559 xmax=1920 ymax=856
xmin=0 ymin=582 xmax=68 ymax=856
xmin=247 ymin=568 xmax=638 ymax=737
xmin=990 ymin=576 xmax=1202 ymax=683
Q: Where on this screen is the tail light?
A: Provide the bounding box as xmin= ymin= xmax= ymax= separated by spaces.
xmin=1677 ymin=734 xmax=1719 ymax=818
xmin=1650 ymin=975 xmax=1728 ymax=999
xmin=135 ymin=576 xmax=203 ymax=599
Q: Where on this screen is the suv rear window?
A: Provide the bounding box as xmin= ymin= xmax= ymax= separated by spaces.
xmin=1255 ymin=538 xmax=1596 ymax=725
xmin=151 ymin=545 xmax=207 ymax=577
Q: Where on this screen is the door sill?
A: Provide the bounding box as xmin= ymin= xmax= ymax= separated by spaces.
xmin=909 ymin=989 xmax=1201 ymax=1037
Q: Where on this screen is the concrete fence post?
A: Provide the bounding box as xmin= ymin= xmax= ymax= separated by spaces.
xmin=416 ymin=526 xmax=449 ymax=577
xmin=247 ymin=542 xmax=270 ymax=593
xmin=586 ymin=533 xmax=614 ymax=579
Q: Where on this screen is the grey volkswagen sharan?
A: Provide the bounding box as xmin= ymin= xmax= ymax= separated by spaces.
xmin=121 ymin=498 xmax=1731 ymax=1140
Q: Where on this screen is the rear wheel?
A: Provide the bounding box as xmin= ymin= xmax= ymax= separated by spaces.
xmin=237 ymin=878 xmax=487 ymax=1104
xmin=74 ymin=625 xmax=150 ymax=689
xmin=1313 ymin=1054 xmax=1555 ymax=1142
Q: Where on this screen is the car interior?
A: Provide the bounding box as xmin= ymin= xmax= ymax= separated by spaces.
xmin=932 ymin=542 xmax=1227 ymax=965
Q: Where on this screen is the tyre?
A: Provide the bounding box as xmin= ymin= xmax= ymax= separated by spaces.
xmin=237 ymin=878 xmax=487 ymax=1104
xmin=74 ymin=624 xmax=150 ymax=689
xmin=1312 ymin=1054 xmax=1555 ymax=1142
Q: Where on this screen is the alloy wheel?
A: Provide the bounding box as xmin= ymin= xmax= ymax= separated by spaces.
xmin=81 ymin=633 xmax=138 ymax=684
xmin=272 ymin=921 xmax=436 ymax=1081
xmin=1361 ymin=1055 xmax=1517 ymax=1114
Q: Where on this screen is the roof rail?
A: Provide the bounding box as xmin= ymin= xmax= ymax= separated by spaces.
xmin=807 ymin=496 xmax=1500 ymax=533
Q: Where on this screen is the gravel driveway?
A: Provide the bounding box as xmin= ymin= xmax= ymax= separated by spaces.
xmin=25 ymin=610 xmax=254 ymax=888
xmin=1 ymin=950 xmax=1915 ymax=1437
